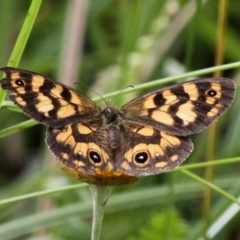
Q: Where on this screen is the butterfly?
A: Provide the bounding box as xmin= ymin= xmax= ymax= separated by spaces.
xmin=0 ymin=67 xmax=235 ymax=185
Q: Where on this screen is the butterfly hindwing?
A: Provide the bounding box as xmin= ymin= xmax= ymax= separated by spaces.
xmin=116 ymin=124 xmax=193 ymax=176
xmin=0 ymin=67 xmax=99 ymax=127
xmin=122 ymin=78 xmax=235 ymax=135
xmin=46 ymin=122 xmax=140 ymax=185
xmin=46 ymin=122 xmax=193 ymax=177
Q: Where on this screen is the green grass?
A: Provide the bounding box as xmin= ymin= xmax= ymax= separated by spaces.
xmin=1 ymin=0 xmax=240 ymax=239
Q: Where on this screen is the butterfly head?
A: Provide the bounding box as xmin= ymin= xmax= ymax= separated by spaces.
xmin=104 ymin=106 xmax=118 ymax=123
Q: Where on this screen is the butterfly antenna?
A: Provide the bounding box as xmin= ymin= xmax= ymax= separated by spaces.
xmin=110 ymin=85 xmax=134 ymax=105
xmin=74 ymin=81 xmax=108 ymax=105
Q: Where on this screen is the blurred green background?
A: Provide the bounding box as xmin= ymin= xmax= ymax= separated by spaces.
xmin=0 ymin=0 xmax=240 ymax=239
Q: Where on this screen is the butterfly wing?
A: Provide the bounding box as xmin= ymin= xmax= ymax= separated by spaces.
xmin=0 ymin=67 xmax=100 ymax=127
xmin=121 ymin=78 xmax=235 ymax=135
xmin=46 ymin=122 xmax=139 ymax=185
xmin=46 ymin=123 xmax=110 ymax=172
xmin=113 ymin=123 xmax=193 ymax=176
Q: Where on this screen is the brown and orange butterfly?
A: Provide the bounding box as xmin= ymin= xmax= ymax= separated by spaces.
xmin=0 ymin=67 xmax=235 ymax=185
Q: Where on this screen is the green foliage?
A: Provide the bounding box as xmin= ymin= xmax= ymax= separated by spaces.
xmin=127 ymin=208 xmax=189 ymax=240
xmin=1 ymin=0 xmax=240 ymax=240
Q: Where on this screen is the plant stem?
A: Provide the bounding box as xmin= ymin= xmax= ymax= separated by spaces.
xmin=90 ymin=185 xmax=112 ymax=240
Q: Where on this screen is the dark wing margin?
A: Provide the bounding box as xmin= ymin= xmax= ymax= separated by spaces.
xmin=0 ymin=67 xmax=100 ymax=127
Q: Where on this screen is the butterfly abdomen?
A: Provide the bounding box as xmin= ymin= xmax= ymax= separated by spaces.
xmin=107 ymin=125 xmax=120 ymax=149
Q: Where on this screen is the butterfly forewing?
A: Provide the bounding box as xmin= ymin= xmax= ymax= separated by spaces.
xmin=122 ymin=78 xmax=235 ymax=136
xmin=0 ymin=67 xmax=100 ymax=128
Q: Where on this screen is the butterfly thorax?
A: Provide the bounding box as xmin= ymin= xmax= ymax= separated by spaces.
xmin=101 ymin=105 xmax=123 ymax=149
